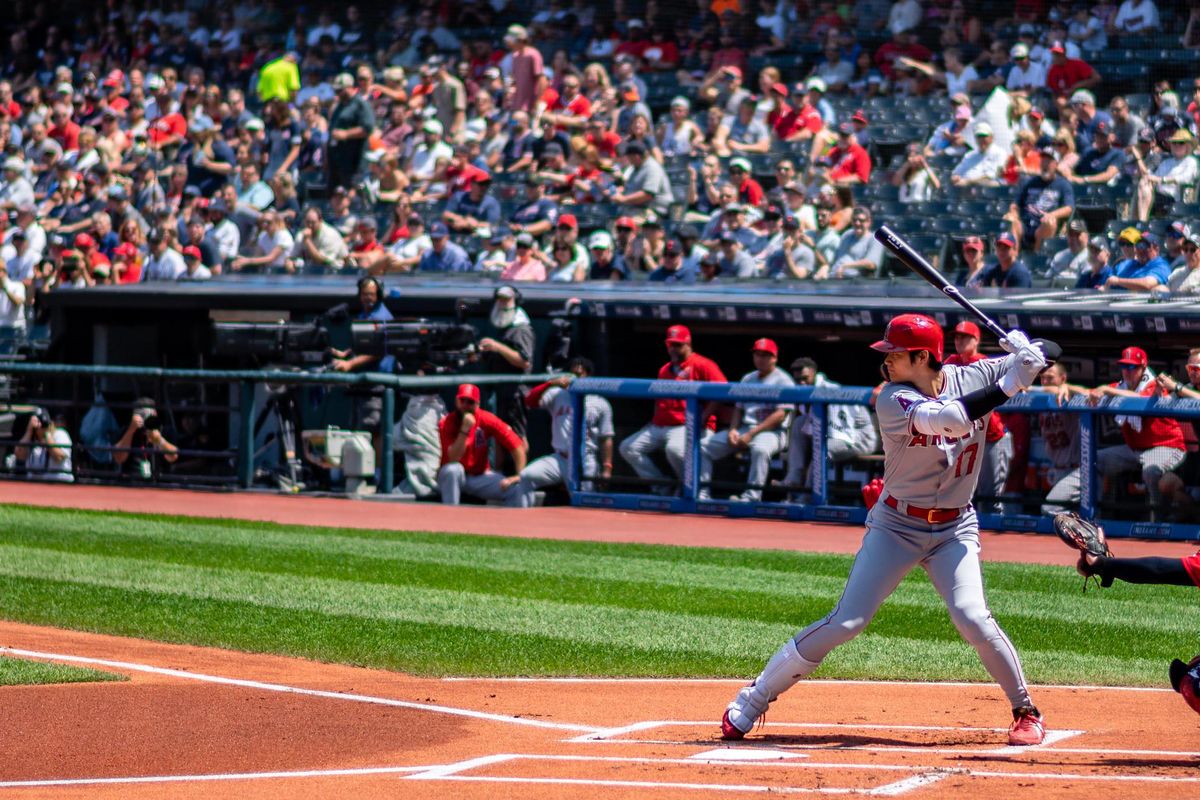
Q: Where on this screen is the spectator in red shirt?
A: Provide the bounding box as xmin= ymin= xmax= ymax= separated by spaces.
xmin=1045 ymin=41 xmax=1101 ymax=103
xmin=543 ymin=72 xmax=592 ymax=133
xmin=728 ymin=158 xmax=765 ymax=208
xmin=778 ymin=84 xmax=824 ymax=143
xmin=614 ymin=19 xmax=652 ymax=60
xmin=437 ymin=383 xmax=527 ymax=505
xmin=47 ymin=104 xmax=80 ymax=152
xmin=821 ymin=122 xmax=873 ymax=185
xmin=585 ymin=117 xmax=622 ymax=159
xmin=618 ymin=325 xmax=728 ymax=492
xmin=874 ymin=31 xmax=931 ymax=82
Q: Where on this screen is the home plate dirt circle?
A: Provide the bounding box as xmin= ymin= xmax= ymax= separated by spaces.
xmin=2 ymin=620 xmax=1199 ymax=799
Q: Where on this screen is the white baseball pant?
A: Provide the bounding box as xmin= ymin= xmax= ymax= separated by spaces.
xmin=699 ymin=427 xmax=786 ymax=501
xmin=619 ymin=424 xmax=687 ymax=484
xmin=437 ymin=463 xmax=523 ymax=506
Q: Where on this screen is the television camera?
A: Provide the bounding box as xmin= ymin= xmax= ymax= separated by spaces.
xmin=210 ymin=305 xmax=478 ymax=375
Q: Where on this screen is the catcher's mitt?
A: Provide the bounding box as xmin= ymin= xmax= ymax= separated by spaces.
xmin=1053 ymin=513 xmax=1112 ymax=590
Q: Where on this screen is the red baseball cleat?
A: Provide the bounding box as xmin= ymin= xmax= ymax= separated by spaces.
xmin=720 ymin=709 xmax=746 ymax=740
xmin=1007 ymin=706 xmax=1045 ymax=746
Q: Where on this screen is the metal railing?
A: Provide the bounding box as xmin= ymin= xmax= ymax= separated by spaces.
xmin=0 ymin=363 xmax=551 ymax=494
xmin=567 ymin=378 xmax=1200 ymax=541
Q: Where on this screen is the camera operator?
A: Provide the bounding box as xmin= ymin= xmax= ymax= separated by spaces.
xmin=113 ymin=398 xmax=178 ymax=478
xmin=329 ymin=276 xmax=394 ymax=466
xmin=14 ymin=408 xmax=73 ymax=482
xmin=479 ymin=285 xmax=535 ymax=443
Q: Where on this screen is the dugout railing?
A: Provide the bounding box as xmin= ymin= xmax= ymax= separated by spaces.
xmin=567 ymin=378 xmax=1200 ymax=542
xmin=0 ymin=363 xmax=551 ymax=495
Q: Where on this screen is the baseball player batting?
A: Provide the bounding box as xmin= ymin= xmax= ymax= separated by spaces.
xmin=721 ymin=313 xmax=1052 ymax=746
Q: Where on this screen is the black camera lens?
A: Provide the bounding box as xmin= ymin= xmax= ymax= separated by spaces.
xmin=143 ymin=414 xmax=161 ymax=431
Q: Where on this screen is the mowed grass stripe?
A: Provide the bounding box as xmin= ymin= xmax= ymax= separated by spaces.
xmin=0 ymin=507 xmax=1194 ymax=684
xmin=0 ymin=655 xmax=125 ymax=686
xmin=0 ymin=574 xmax=1172 ymax=684
xmin=3 ymin=510 xmax=1193 ymax=645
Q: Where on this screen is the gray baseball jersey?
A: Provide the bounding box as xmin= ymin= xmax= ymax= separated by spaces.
xmin=877 ymin=358 xmax=1006 ymax=508
xmin=541 ymin=386 xmax=614 ymax=458
xmin=736 ymin=367 xmax=795 ymax=426
xmin=1038 ymin=409 xmax=1080 ymax=470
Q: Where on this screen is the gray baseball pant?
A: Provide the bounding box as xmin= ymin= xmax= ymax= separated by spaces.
xmin=784 ymin=428 xmax=872 ymax=488
xmin=1097 ymin=444 xmax=1185 ymax=508
xmin=699 ymin=427 xmax=785 ymax=500
xmin=789 ymin=502 xmax=1033 ymax=709
xmin=515 ymin=452 xmax=599 ymax=507
xmin=437 ymin=463 xmax=523 ymax=506
xmin=619 ymin=424 xmax=687 ymax=482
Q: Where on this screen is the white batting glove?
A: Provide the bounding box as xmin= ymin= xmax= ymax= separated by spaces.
xmin=999 ymin=344 xmax=1048 ymax=396
xmin=1000 ymin=329 xmax=1031 ymax=355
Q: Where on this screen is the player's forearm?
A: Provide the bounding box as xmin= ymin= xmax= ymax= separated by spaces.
xmin=1092 ymin=555 xmax=1192 ymax=587
xmin=508 ymin=444 xmax=527 ymax=473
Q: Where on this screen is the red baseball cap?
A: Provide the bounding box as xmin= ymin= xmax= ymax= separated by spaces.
xmin=74 ymin=233 xmax=95 ymax=249
xmin=751 ymin=338 xmax=778 ymax=356
xmin=114 ymin=242 xmax=138 ymax=258
xmin=182 ymin=245 xmax=202 ymax=260
xmin=557 ymin=213 xmax=578 ymax=229
xmin=770 ymin=82 xmax=788 ymax=96
xmin=962 ymin=235 xmax=984 ymax=252
xmin=1117 ymin=346 xmax=1148 ymax=367
xmin=996 ymin=232 xmax=1017 ymax=248
xmin=953 ymin=321 xmax=981 ymax=339
xmin=456 ymin=383 xmax=481 ymax=401
xmin=665 ymin=324 xmax=692 ymax=344
xmin=1050 ymin=40 xmax=1066 ymax=54
xmin=851 ymin=109 xmax=868 ymax=125
xmin=615 ymin=216 xmax=638 ymax=230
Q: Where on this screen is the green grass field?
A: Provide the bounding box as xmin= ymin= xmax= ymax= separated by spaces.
xmin=0 ymin=504 xmax=1194 ymax=686
xmin=0 ymin=655 xmax=124 ymax=686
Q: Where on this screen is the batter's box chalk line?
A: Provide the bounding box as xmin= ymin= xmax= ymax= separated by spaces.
xmin=404 ymin=752 xmax=956 ymax=795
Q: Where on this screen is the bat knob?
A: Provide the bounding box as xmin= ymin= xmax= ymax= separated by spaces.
xmin=1033 ymin=338 xmax=1061 ymax=366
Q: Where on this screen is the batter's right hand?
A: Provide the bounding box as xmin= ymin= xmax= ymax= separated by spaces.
xmin=1000 ymin=329 xmax=1031 ymax=355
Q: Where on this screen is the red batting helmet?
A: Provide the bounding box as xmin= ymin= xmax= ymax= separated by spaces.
xmin=1170 ymin=655 xmax=1200 ymax=715
xmin=871 ymin=314 xmax=944 ymax=362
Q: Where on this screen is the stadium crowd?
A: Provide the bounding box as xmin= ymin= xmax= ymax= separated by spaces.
xmin=2 ymin=2 xmax=1200 ymax=520
xmin=0 ymin=0 xmax=1197 ymax=344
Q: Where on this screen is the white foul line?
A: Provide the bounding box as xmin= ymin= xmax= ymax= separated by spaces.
xmin=0 ymin=765 xmax=433 ymax=789
xmin=0 ymin=646 xmax=600 ymax=734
